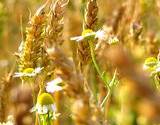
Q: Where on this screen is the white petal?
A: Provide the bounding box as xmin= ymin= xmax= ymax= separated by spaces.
xmin=46 ymin=84 xmax=63 ymax=93
xmin=37 ymin=105 xmax=48 ymax=114
xmin=95 ymin=30 xmax=106 ymax=40
xmin=47 ymin=77 xmax=63 ymax=86
xmin=27 ymin=73 xmax=36 ymax=77
xmin=14 ymin=72 xmax=35 ymax=77
xmin=51 ymin=104 xmax=57 ymax=112
xmin=42 ymin=105 xmax=48 ymax=114
xmin=156 ymin=67 xmax=160 ymax=72
xmin=37 ymin=106 xmax=43 ymax=114
xmin=13 ymin=67 xmax=42 ymax=78
xmin=70 ymin=36 xmax=84 ymax=42
xmin=13 ymin=73 xmax=24 ymax=77
xmin=30 ymin=106 xmax=36 ymax=113
xmin=34 ymin=67 xmax=43 ymax=74
xmin=46 ymin=77 xmax=63 ymax=93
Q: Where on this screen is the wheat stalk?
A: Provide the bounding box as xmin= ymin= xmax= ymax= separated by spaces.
xmin=77 ymin=0 xmax=98 ymax=71
xmin=18 ymin=1 xmax=49 ymax=72
xmin=45 ymin=0 xmax=68 ymax=47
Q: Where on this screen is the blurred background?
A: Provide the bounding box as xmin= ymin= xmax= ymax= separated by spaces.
xmin=0 ymin=0 xmax=160 ymax=125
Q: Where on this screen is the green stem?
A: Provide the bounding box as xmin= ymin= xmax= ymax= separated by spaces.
xmin=88 ymin=41 xmax=110 ymax=90
xmin=88 ymin=41 xmax=111 ymax=107
xmin=42 ymin=115 xmax=46 ymax=125
xmin=47 ymin=112 xmax=51 ymax=125
xmin=100 ymin=89 xmax=111 ymax=108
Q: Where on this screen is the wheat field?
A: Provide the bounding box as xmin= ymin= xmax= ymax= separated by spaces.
xmin=0 ymin=0 xmax=160 ymax=125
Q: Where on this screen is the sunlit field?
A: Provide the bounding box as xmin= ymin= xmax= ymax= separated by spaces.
xmin=0 ymin=0 xmax=160 ymax=125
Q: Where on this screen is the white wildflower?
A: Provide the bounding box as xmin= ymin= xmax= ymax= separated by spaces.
xmin=46 ymin=77 xmax=63 ymax=93
xmin=70 ymin=36 xmax=84 ymax=42
xmin=30 ymin=93 xmax=60 ymax=119
xmin=70 ymin=29 xmax=106 ymax=42
xmin=13 ymin=67 xmax=43 ymax=78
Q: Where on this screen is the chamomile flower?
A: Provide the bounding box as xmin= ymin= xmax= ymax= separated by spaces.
xmin=31 ymin=93 xmax=60 ymax=119
xmin=46 ymin=77 xmax=63 ymax=93
xmin=70 ymin=29 xmax=106 ymax=42
xmin=13 ymin=67 xmax=43 ymax=78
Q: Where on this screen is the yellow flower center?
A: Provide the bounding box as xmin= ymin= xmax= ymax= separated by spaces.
xmin=23 ymin=68 xmax=34 ymax=73
xmin=37 ymin=93 xmax=54 ymax=105
xmin=81 ymin=29 xmax=93 ymax=36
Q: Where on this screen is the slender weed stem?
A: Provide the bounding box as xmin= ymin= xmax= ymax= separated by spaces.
xmin=88 ymin=40 xmax=111 ymax=106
